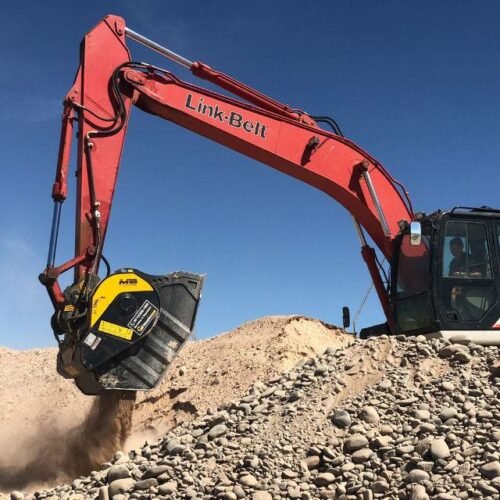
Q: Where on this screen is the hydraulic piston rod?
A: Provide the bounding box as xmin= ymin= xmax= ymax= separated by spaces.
xmin=125 ymin=27 xmax=193 ymax=68
xmin=359 ymin=163 xmax=391 ymax=238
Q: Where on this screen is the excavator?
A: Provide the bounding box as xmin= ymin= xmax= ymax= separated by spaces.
xmin=39 ymin=15 xmax=500 ymax=395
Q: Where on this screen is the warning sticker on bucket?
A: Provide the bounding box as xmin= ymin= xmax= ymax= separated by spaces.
xmin=128 ymin=300 xmax=159 ymax=335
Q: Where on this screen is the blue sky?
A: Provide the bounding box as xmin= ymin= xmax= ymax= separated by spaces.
xmin=1 ymin=1 xmax=499 ymax=349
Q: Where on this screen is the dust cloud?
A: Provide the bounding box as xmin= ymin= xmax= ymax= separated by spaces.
xmin=0 ymin=391 xmax=136 ymax=492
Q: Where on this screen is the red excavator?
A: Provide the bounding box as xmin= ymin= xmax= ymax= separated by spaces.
xmin=39 ymin=15 xmax=500 ymax=395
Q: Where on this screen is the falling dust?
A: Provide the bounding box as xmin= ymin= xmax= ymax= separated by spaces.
xmin=0 ymin=391 xmax=136 ymax=492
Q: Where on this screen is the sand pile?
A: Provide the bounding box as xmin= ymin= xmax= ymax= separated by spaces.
xmin=0 ymin=316 xmax=349 ymax=493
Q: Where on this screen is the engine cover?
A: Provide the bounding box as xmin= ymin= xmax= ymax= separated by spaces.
xmin=58 ymin=269 xmax=204 ymax=395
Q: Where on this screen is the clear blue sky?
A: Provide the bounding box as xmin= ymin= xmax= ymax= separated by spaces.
xmin=1 ymin=1 xmax=499 ymax=349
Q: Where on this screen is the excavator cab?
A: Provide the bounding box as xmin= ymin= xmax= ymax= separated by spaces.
xmin=390 ymin=207 xmax=500 ymax=344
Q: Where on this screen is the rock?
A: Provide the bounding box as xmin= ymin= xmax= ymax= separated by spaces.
xmin=10 ymin=493 xmax=24 ymax=500
xmin=345 ymin=364 xmax=360 ymax=375
xmin=372 ymin=435 xmax=392 ymax=448
xmin=208 ymin=424 xmax=228 ymax=440
xmin=477 ymin=481 xmax=498 ymax=495
xmin=351 ymin=448 xmax=373 ymax=463
xmin=233 ymin=486 xmax=246 ymax=498
xmin=332 ymin=409 xmax=351 ymax=428
xmin=98 ymin=487 xmax=109 ymax=500
xmin=239 ymin=474 xmax=258 ymax=487
xmin=359 ymin=406 xmax=379 ymax=424
xmin=158 ymin=482 xmax=177 ymax=495
xmin=408 ymin=469 xmax=430 ymax=484
xmin=480 ymin=461 xmax=500 ymax=479
xmin=344 ymin=434 xmax=369 ymax=452
xmin=441 ymin=381 xmax=454 ymax=391
xmin=414 ymin=409 xmax=431 ymax=421
xmin=106 ymin=465 xmax=130 ymax=483
xmin=409 ymin=484 xmax=429 ymax=500
xmin=305 ymin=455 xmax=320 ymax=469
xmin=142 ymin=465 xmax=170 ymax=479
xmin=164 ymin=438 xmax=186 ymax=455
xmin=370 ymin=480 xmax=389 ymax=493
xmin=378 ymin=379 xmax=392 ymax=390
xmin=439 ymin=408 xmax=457 ymax=421
xmin=315 ymin=364 xmax=329 ymax=375
xmin=108 ymin=478 xmax=134 ymax=497
xmin=252 ymin=493 xmax=272 ymax=500
xmin=314 ymin=473 xmax=336 ymax=486
xmin=455 ymin=351 xmax=472 ymax=364
xmin=430 ymin=439 xmax=450 ymax=459
xmin=133 ymin=478 xmax=158 ymax=490
xmin=439 ymin=344 xmax=467 ymax=358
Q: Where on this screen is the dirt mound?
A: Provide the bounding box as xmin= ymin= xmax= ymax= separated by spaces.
xmin=0 ymin=315 xmax=349 ymax=493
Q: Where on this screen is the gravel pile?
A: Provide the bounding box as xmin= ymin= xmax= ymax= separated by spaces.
xmin=5 ymin=334 xmax=499 ymax=500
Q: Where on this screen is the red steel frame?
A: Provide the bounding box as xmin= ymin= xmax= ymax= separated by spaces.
xmin=42 ymin=15 xmax=414 ymax=332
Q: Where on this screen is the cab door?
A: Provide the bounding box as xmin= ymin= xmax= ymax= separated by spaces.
xmin=438 ymin=218 xmax=499 ymax=330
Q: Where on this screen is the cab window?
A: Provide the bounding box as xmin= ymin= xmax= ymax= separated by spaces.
xmin=442 ymin=222 xmax=492 ymax=279
xmin=440 ymin=221 xmax=495 ymax=323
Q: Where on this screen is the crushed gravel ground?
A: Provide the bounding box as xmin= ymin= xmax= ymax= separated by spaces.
xmin=1 ymin=320 xmax=498 ymax=499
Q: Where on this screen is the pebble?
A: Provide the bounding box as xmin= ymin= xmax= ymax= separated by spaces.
xmin=408 ymin=469 xmax=430 ymax=484
xmin=439 ymin=408 xmax=457 ymax=421
xmin=332 ymin=409 xmax=351 ymax=428
xmin=359 ymin=406 xmax=379 ymax=424
xmin=314 ymin=473 xmax=336 ymax=486
xmin=252 ymin=492 xmax=272 ymax=500
xmin=344 ymin=434 xmax=369 ymax=452
xmin=370 ymin=480 xmax=389 ymax=493
xmin=409 ymin=484 xmax=429 ymax=500
xmin=239 ymin=474 xmax=258 ymax=487
xmin=133 ymin=478 xmax=158 ymax=490
xmin=208 ymin=423 xmax=228 ymax=439
xmin=106 ymin=465 xmax=130 ymax=483
xmin=142 ymin=465 xmax=170 ymax=478
xmin=480 ymin=461 xmax=500 ymax=479
xmin=164 ymin=438 xmax=186 ymax=455
xmin=351 ymin=448 xmax=372 ymax=463
xmin=108 ymin=478 xmax=134 ymax=497
xmin=158 ymin=481 xmax=177 ymax=495
xmin=430 ymin=438 xmax=450 ymax=459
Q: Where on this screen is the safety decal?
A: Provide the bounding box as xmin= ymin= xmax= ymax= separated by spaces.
xmin=128 ymin=300 xmax=159 ymax=335
xmin=83 ymin=332 xmax=102 ymax=350
xmin=98 ymin=320 xmax=134 ymax=341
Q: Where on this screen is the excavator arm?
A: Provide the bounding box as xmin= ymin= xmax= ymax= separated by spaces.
xmin=40 ymin=15 xmax=414 ymax=394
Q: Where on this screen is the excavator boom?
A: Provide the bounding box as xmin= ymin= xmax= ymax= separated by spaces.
xmin=40 ymin=15 xmax=417 ymax=394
